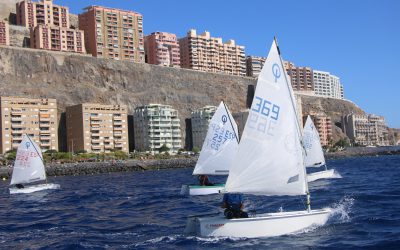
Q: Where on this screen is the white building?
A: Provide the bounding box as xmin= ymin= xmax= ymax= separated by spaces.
xmin=313 ymin=70 xmax=344 ymax=99
xmin=133 ymin=104 xmax=182 ymax=153
xmin=191 ymin=105 xmax=217 ymax=149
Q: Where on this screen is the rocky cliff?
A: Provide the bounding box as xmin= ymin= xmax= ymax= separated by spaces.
xmin=0 ymin=46 xmax=367 ymax=148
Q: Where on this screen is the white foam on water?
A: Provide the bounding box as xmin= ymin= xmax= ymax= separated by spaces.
xmin=328 ymin=195 xmax=354 ymax=223
xmin=332 ymin=171 xmax=342 ymax=179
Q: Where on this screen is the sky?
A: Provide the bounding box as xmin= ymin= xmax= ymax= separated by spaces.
xmin=58 ymin=0 xmax=400 ymax=128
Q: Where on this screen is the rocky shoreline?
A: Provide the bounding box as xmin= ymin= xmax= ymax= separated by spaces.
xmin=325 ymin=146 xmax=400 ymax=159
xmin=1 ymin=146 xmax=400 ymax=180
xmin=0 ymin=157 xmax=197 ymax=180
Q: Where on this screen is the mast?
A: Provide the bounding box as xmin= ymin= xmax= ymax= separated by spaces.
xmin=222 ymin=100 xmax=239 ymax=144
xmin=275 ymin=37 xmax=311 ymax=212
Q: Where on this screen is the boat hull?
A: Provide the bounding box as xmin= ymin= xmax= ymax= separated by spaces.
xmin=180 ymin=184 xmax=225 ymax=196
xmin=9 ymin=183 xmax=60 ymax=194
xmin=307 ymin=169 xmax=335 ymax=182
xmin=185 ymin=208 xmax=331 ymax=238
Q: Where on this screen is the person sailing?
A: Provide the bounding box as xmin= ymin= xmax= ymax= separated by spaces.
xmin=221 ymin=193 xmax=248 ymax=219
xmin=198 ymin=175 xmax=214 ymax=186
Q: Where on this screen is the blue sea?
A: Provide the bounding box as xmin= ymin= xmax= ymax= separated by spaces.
xmin=0 ymin=155 xmax=399 ymax=249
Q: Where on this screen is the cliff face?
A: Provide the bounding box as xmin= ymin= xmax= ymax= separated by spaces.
xmin=0 ymin=46 xmax=367 ymax=148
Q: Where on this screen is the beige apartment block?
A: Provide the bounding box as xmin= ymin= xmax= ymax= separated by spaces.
xmin=191 ymin=105 xmax=217 ymax=149
xmin=284 ymin=61 xmax=314 ymax=93
xmin=66 ymin=103 xmax=129 ymax=154
xmin=179 ymin=29 xmax=246 ymax=76
xmin=0 ymin=96 xmax=58 ymax=154
xmin=30 ymin=24 xmax=85 ymax=53
xmin=0 ymin=20 xmax=10 ymax=46
xmin=246 ymin=56 xmax=266 ymax=77
xmin=16 ymin=0 xmax=70 ymax=29
xmin=79 ymin=6 xmax=144 ymax=62
xmin=133 ymin=104 xmax=182 ymax=153
xmin=144 ymin=31 xmax=180 ymax=67
xmin=341 ymin=114 xmax=389 ymax=146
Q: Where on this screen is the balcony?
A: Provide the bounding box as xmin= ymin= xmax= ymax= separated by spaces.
xmin=11 ymin=117 xmax=22 ymax=122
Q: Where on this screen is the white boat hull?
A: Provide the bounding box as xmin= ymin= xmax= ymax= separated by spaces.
xmin=9 ymin=183 xmax=60 ymax=194
xmin=185 ymin=208 xmax=331 ymax=238
xmin=180 ymin=184 xmax=225 ymax=196
xmin=307 ymin=169 xmax=335 ymax=182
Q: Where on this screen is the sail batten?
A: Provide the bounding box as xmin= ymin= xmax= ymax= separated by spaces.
xmin=192 ymin=101 xmax=239 ymax=176
xmin=225 ymin=40 xmax=307 ymax=196
xmin=10 ymin=135 xmax=46 ymax=185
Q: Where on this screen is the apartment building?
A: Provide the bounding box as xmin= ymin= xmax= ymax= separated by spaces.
xmin=284 ymin=61 xmax=314 ymax=93
xmin=79 ymin=6 xmax=144 ymax=62
xmin=133 ymin=104 xmax=182 ymax=153
xmin=246 ymin=56 xmax=266 ymax=77
xmin=305 ymin=114 xmax=333 ymax=146
xmin=0 ymin=96 xmax=58 ymax=154
xmin=0 ymin=20 xmax=10 ymax=46
xmin=66 ymin=103 xmax=129 ymax=154
xmin=179 ymin=29 xmax=246 ymax=76
xmin=144 ymin=31 xmax=180 ymax=67
xmin=191 ymin=105 xmax=217 ymax=149
xmin=30 ymin=24 xmax=85 ymax=53
xmin=16 ymin=0 xmax=70 ymax=28
xmin=341 ymin=114 xmax=389 ymax=146
xmin=313 ymin=70 xmax=344 ymax=99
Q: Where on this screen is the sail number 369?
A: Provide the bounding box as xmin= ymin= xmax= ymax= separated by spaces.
xmin=248 ymin=96 xmax=280 ymax=135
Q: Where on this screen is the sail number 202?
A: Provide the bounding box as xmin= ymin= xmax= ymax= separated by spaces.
xmin=248 ymin=96 xmax=280 ymax=135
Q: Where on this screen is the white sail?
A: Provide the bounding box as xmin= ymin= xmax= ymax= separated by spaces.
xmin=10 ymin=135 xmax=46 ymax=185
xmin=193 ymin=101 xmax=239 ymax=175
xmin=225 ymin=40 xmax=307 ymax=196
xmin=303 ymin=116 xmax=326 ymax=168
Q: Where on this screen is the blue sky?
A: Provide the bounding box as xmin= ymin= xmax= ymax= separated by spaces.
xmin=59 ymin=0 xmax=400 ymax=128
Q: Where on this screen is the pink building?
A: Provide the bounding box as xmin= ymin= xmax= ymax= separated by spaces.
xmin=16 ymin=0 xmax=70 ymax=28
xmin=0 ymin=21 xmax=10 ymax=46
xmin=79 ymin=6 xmax=144 ymax=62
xmin=31 ymin=24 xmax=85 ymax=53
xmin=144 ymin=32 xmax=180 ymax=67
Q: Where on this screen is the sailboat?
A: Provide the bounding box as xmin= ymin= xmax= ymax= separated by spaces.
xmin=180 ymin=101 xmax=239 ymax=196
xmin=303 ymin=115 xmax=337 ymax=182
xmin=184 ymin=39 xmax=331 ymax=238
xmin=9 ymin=134 xmax=60 ymax=194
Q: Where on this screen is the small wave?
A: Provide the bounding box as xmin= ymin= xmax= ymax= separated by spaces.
xmin=332 ymin=171 xmax=342 ymax=179
xmin=328 ymin=195 xmax=354 ymax=223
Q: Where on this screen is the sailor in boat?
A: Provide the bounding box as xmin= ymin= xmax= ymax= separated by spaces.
xmin=198 ymin=175 xmax=214 ymax=186
xmin=15 ymin=184 xmax=24 ymax=189
xmin=221 ymin=193 xmax=248 ymax=219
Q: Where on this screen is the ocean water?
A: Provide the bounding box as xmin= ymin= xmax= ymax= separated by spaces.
xmin=0 ymin=155 xmax=399 ymax=249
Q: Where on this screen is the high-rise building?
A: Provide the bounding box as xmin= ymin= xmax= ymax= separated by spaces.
xmin=191 ymin=105 xmax=217 ymax=149
xmin=133 ymin=104 xmax=182 ymax=153
xmin=313 ymin=70 xmax=344 ymax=99
xmin=246 ymin=56 xmax=266 ymax=77
xmin=66 ymin=103 xmax=129 ymax=154
xmin=30 ymin=24 xmax=85 ymax=53
xmin=284 ymin=61 xmax=314 ymax=93
xmin=179 ymin=29 xmax=246 ymax=76
xmin=305 ymin=114 xmax=332 ymax=146
xmin=341 ymin=114 xmax=389 ymax=146
xmin=0 ymin=20 xmax=10 ymax=46
xmin=144 ymin=31 xmax=180 ymax=67
xmin=16 ymin=0 xmax=70 ymax=29
xmin=79 ymin=6 xmax=144 ymax=62
xmin=0 ymin=96 xmax=58 ymax=154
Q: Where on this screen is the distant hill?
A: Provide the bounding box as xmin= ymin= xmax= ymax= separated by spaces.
xmin=0 ymin=46 xmax=374 ymax=148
